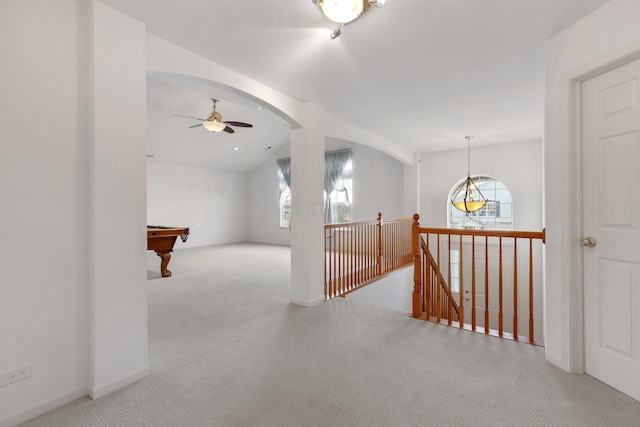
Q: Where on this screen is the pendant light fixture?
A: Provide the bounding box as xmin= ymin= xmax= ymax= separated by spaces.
xmin=312 ymin=0 xmax=385 ymax=39
xmin=451 ymin=136 xmax=487 ymax=213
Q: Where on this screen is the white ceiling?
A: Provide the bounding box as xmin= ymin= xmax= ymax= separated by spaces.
xmin=146 ymin=73 xmax=291 ymax=172
xmin=101 ymin=0 xmax=611 ymax=172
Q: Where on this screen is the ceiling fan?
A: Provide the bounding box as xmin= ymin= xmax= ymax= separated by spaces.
xmin=174 ymin=99 xmax=253 ymax=134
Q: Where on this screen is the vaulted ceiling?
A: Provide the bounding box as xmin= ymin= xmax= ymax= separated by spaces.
xmin=101 ymin=0 xmax=611 ymax=172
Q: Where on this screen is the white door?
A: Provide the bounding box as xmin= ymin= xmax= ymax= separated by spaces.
xmin=582 ymin=58 xmax=640 ymax=401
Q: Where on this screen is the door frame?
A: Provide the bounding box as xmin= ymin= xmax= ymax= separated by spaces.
xmin=565 ymin=46 xmax=640 ymax=374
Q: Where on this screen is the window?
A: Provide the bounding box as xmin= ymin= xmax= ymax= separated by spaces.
xmin=324 ymin=150 xmax=353 ymax=224
xmin=279 ymin=189 xmax=291 ymax=228
xmin=448 ymin=175 xmax=513 ymax=230
xmin=277 ymin=158 xmax=291 ymax=229
xmin=278 ymin=150 xmax=353 ymax=227
xmin=325 ymin=158 xmax=352 ymax=224
xmin=450 ymin=248 xmax=460 ymax=293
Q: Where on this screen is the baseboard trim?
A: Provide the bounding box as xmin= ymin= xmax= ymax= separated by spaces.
xmin=290 ymin=296 xmax=324 ymax=307
xmin=544 ymin=352 xmax=565 ymax=371
xmin=0 ymin=367 xmax=151 ymax=426
xmin=0 ymin=386 xmax=88 ymax=427
xmin=90 ymin=366 xmax=150 ymax=400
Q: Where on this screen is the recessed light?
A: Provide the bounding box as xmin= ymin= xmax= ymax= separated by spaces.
xmin=233 ymin=147 xmax=240 ymax=151
xmin=256 ymin=106 xmax=263 ymax=111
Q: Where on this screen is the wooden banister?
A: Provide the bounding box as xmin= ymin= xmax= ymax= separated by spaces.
xmin=326 ymin=213 xmax=545 ymax=347
xmin=412 ymin=214 xmax=545 ymax=346
xmin=416 ymin=227 xmax=461 ymax=324
xmin=412 ymin=214 xmax=422 ymax=317
xmin=325 ymin=213 xmax=413 ymax=300
xmin=418 ymin=227 xmax=546 ymax=240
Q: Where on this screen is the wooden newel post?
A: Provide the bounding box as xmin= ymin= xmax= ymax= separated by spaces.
xmin=376 ymin=212 xmax=383 ymax=276
xmin=412 ymin=213 xmax=422 ymax=318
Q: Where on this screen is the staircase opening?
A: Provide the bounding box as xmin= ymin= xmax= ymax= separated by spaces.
xmin=324 ymin=212 xmax=545 ymax=346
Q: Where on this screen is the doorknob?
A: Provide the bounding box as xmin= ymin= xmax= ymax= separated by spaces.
xmin=581 ymin=237 xmax=597 ymax=247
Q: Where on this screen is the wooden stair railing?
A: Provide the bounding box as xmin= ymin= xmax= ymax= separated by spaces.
xmin=324 ymin=213 xmax=413 ymax=300
xmin=412 ymin=214 xmax=546 ymax=346
xmin=420 ymin=237 xmax=461 ymax=325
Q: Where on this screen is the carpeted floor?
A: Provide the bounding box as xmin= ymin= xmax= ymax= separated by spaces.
xmin=20 ymin=243 xmax=640 ymax=426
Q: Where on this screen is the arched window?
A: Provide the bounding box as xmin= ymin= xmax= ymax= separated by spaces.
xmin=447 ymin=175 xmax=513 ymax=230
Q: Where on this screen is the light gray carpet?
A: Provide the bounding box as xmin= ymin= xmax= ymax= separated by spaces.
xmin=21 ymin=243 xmax=640 ymax=426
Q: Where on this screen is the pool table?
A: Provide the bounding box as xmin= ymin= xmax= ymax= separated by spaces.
xmin=147 ymin=225 xmax=190 ymax=277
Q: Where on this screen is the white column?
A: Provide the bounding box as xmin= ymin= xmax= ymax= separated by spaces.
xmin=290 ymin=102 xmax=326 ymax=306
xmin=404 ymin=152 xmax=421 ymax=217
xmin=89 ymin=1 xmax=149 ymax=398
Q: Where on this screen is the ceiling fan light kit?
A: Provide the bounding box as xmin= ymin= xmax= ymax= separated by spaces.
xmin=312 ymin=0 xmax=385 ymax=38
xmin=174 ymin=98 xmax=253 ymax=135
xmin=202 ymin=120 xmax=226 ymax=132
xmin=316 ymin=0 xmax=363 ymax=24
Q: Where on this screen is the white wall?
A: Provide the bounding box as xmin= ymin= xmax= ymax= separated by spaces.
xmin=544 ymin=0 xmax=640 ymax=371
xmin=345 ymin=267 xmax=414 ymax=313
xmin=147 ymin=162 xmax=248 ymax=247
xmin=1 ymin=1 xmax=149 ymax=424
xmin=0 ymin=0 xmax=89 ymax=422
xmin=419 ymin=140 xmax=543 ymax=230
xmin=351 ymin=143 xmax=406 ymax=221
xmin=247 ymin=158 xmax=291 ymax=245
xmin=404 ymin=153 xmax=421 ymax=217
xmin=247 ymin=141 xmax=407 ymax=245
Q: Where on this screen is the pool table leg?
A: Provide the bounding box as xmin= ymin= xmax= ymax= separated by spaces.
xmin=156 ymin=250 xmax=173 ymax=277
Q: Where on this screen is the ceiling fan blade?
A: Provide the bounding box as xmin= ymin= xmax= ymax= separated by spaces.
xmin=188 ymin=124 xmax=203 ymax=129
xmin=174 ymin=114 xmax=205 ymax=121
xmin=224 ymin=121 xmax=253 ymax=128
xmin=222 ymin=126 xmax=235 ymax=134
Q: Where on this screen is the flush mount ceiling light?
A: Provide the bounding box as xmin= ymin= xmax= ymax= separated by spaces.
xmin=312 ymin=0 xmax=385 ymax=39
xmin=451 ymin=136 xmax=487 ymax=213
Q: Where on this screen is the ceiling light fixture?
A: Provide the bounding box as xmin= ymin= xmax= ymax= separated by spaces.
xmin=201 ymin=99 xmax=228 ymax=132
xmin=330 ymin=25 xmax=342 ymax=39
xmin=451 ymin=136 xmax=487 ymax=213
xmin=202 ymin=119 xmax=226 ymax=132
xmin=312 ymin=0 xmax=385 ymax=39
